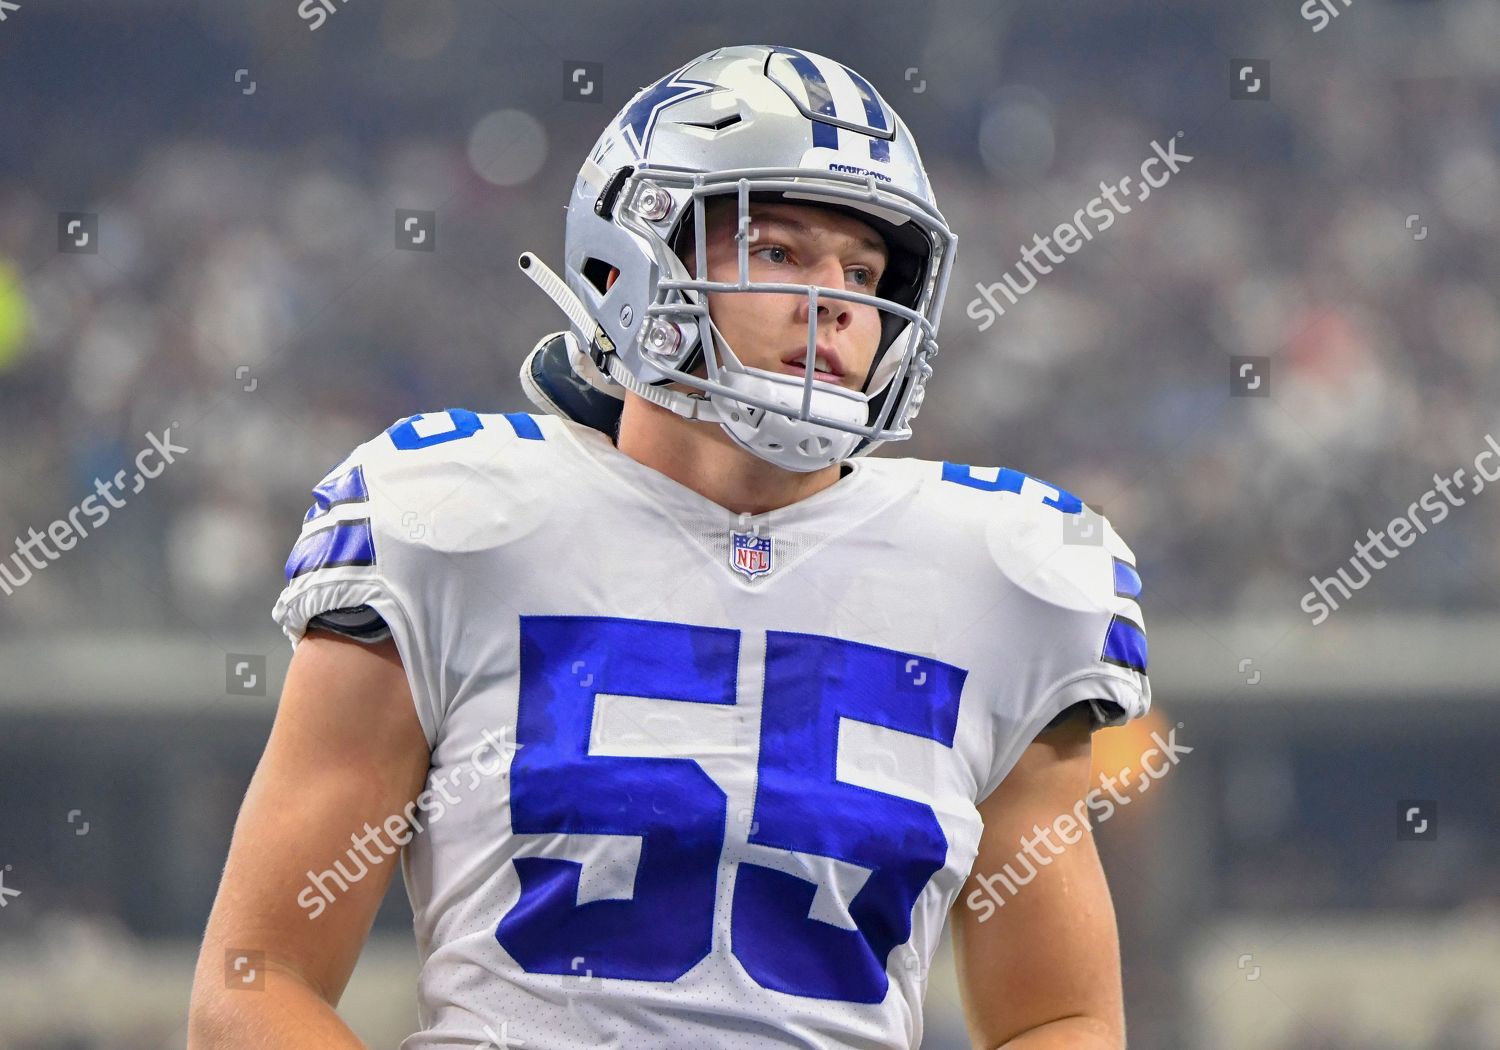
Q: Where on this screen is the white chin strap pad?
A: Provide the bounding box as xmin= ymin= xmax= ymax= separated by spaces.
xmin=709 ymin=367 xmax=870 ymax=473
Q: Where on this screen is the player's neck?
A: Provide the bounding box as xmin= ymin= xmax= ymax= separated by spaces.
xmin=614 ymin=392 xmax=845 ymax=517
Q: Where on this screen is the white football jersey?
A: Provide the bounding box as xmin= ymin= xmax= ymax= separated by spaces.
xmin=272 ymin=408 xmax=1151 ymax=1050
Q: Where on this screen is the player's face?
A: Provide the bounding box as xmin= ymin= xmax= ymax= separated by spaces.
xmin=684 ymin=199 xmax=889 ymax=393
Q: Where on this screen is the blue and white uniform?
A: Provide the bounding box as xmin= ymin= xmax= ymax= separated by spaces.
xmin=272 ymin=408 xmax=1151 ymax=1050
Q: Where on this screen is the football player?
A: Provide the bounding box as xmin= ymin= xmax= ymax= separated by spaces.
xmin=189 ymin=44 xmax=1150 ymax=1050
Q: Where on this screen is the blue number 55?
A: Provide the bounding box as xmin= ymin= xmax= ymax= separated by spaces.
xmin=495 ymin=615 xmax=966 ymax=1003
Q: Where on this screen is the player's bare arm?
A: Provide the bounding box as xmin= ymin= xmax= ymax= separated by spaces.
xmin=187 ymin=631 xmax=429 ymax=1047
xmin=952 ymin=710 xmax=1126 ymax=1050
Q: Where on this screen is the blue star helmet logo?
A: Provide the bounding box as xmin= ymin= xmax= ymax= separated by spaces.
xmin=618 ymin=68 xmax=720 ymax=157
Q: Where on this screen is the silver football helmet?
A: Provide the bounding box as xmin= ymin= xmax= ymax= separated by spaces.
xmin=519 ymin=44 xmax=957 ymax=472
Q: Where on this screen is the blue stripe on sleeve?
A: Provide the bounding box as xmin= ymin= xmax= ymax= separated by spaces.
xmin=1101 ymin=614 xmax=1148 ymax=674
xmin=303 ymin=465 xmax=369 ymax=524
xmin=1113 ymin=558 xmax=1143 ymax=600
xmin=284 ymin=518 xmax=376 ymax=581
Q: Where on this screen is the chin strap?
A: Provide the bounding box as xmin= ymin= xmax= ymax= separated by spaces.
xmin=518 ymin=251 xmax=598 ymax=346
xmin=518 ymin=248 xmax=721 ymax=424
xmin=602 ymin=354 xmax=721 ymax=422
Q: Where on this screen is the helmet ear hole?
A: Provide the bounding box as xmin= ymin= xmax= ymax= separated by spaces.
xmin=582 ymin=256 xmax=617 ymax=295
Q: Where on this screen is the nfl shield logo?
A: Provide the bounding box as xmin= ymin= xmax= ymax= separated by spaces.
xmin=730 ymin=530 xmax=774 ymax=579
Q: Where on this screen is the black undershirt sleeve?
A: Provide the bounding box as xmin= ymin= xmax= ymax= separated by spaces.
xmin=305 ymin=604 xmax=392 ymax=645
xmin=1038 ymin=697 xmax=1126 ymax=736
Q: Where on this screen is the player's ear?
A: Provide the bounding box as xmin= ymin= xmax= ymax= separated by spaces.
xmin=606 ymin=267 xmax=619 ymax=290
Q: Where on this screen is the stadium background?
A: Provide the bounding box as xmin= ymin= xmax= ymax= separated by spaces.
xmin=2 ymin=0 xmax=1499 ymax=1046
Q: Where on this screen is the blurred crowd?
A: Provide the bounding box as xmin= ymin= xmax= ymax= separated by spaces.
xmin=2 ymin=4 xmax=1499 ymax=639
